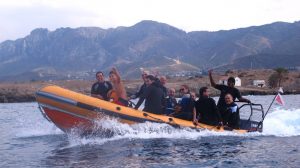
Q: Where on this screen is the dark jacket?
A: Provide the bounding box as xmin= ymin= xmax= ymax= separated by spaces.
xmin=173 ymin=95 xmax=194 ymax=121
xmin=133 ymin=83 xmax=147 ymax=98
xmin=195 ymin=96 xmax=222 ymax=126
xmin=222 ymin=102 xmax=240 ymax=129
xmin=214 ymin=84 xmax=241 ymax=111
xmin=91 ymin=81 xmax=112 ymax=101
xmin=135 ymin=83 xmax=164 ymax=114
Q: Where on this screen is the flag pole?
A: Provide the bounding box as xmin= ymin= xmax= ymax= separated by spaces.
xmin=262 ymin=93 xmax=278 ymax=121
xmin=258 ymin=87 xmax=283 ymax=127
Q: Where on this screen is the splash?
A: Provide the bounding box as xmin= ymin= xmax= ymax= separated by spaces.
xmin=65 ymin=117 xmax=248 ymax=147
xmin=263 ymin=108 xmax=300 ymax=137
xmin=11 ymin=102 xmax=300 ymax=146
xmin=66 ymin=108 xmax=300 ymax=146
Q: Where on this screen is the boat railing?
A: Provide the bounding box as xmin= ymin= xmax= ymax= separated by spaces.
xmin=237 ymin=102 xmax=265 ymax=132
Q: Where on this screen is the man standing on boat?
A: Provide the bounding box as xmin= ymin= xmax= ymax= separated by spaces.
xmin=91 ymin=71 xmax=112 ymax=101
xmin=209 ymin=69 xmax=251 ymax=113
xmin=134 ymin=75 xmax=164 ymax=114
xmin=130 ymin=70 xmax=149 ymax=99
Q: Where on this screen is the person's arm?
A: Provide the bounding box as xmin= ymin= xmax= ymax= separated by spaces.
xmin=235 ymin=89 xmax=251 ymax=103
xmin=131 ymin=83 xmax=145 ymax=99
xmin=111 ymin=67 xmax=121 ymax=83
xmin=208 ymin=69 xmax=217 ymax=88
xmin=238 ymin=97 xmax=251 ymax=103
xmin=134 ymin=85 xmax=150 ymax=110
xmin=134 ymin=97 xmax=145 ymax=110
xmin=193 ymin=107 xmax=198 ymax=124
xmin=210 ymin=98 xmax=223 ymax=124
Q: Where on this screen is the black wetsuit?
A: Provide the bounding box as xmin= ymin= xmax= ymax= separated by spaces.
xmin=222 ymin=102 xmax=240 ymax=129
xmin=133 ymin=83 xmax=147 ymax=98
xmin=195 ymin=96 xmax=222 ymax=126
xmin=135 ymin=83 xmax=164 ymax=114
xmin=91 ymin=81 xmax=112 ymax=101
xmin=214 ymin=84 xmax=241 ymax=112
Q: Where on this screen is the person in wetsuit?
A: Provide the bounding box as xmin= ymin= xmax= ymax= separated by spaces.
xmin=134 ymin=75 xmax=164 ymax=114
xmin=209 ymin=69 xmax=251 ymax=113
xmin=91 ymin=71 xmax=112 ymax=101
xmin=194 ymin=87 xmax=222 ymax=126
xmin=223 ymin=93 xmax=240 ymax=129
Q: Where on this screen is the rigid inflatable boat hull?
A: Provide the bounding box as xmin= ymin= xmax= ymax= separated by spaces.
xmin=36 ymin=85 xmax=250 ymax=134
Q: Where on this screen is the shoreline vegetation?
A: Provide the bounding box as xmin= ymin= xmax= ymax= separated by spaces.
xmin=1 ymin=69 xmax=299 ymax=103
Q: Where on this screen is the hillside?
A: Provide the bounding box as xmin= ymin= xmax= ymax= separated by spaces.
xmin=1 ymin=69 xmax=299 ymax=103
xmin=0 ymin=20 xmax=300 ymax=81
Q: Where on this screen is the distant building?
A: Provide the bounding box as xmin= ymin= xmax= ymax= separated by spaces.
xmin=219 ymin=76 xmax=242 ymax=87
xmin=235 ymin=77 xmax=242 ymax=87
xmin=253 ymin=80 xmax=266 ymax=87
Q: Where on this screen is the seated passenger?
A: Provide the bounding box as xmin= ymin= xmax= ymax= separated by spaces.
xmin=108 ymin=67 xmax=128 ymax=106
xmin=194 ymin=87 xmax=222 ymax=126
xmin=164 ymin=88 xmax=178 ymax=115
xmin=91 ymin=71 xmax=112 ymax=101
xmin=222 ymin=93 xmax=240 ymax=129
xmin=172 ymin=85 xmax=195 ymax=121
xmin=190 ymin=91 xmax=197 ymax=101
xmin=159 ymin=76 xmax=168 ymax=98
xmin=134 ymin=75 xmax=164 ymax=114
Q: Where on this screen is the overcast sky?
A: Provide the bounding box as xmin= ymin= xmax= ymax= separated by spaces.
xmin=0 ymin=0 xmax=300 ymax=42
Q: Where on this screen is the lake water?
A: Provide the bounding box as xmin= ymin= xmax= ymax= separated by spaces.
xmin=1 ymin=95 xmax=300 ymax=167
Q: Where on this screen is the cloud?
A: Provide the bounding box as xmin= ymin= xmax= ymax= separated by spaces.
xmin=0 ymin=0 xmax=300 ymax=42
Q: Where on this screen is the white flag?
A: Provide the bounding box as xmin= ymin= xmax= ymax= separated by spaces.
xmin=278 ymin=87 xmax=284 ymax=94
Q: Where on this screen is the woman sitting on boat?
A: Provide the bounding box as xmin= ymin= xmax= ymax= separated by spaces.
xmin=171 ymin=85 xmax=196 ymax=121
xmin=108 ymin=67 xmax=128 ymax=106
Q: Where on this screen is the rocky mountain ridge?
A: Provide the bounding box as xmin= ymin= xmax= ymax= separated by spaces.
xmin=0 ymin=20 xmax=300 ymax=81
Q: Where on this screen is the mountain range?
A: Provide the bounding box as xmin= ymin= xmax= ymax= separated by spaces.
xmin=0 ymin=20 xmax=300 ymax=81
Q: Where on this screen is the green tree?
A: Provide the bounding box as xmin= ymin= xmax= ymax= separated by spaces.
xmin=274 ymin=67 xmax=288 ymax=87
xmin=268 ymin=67 xmax=288 ymax=88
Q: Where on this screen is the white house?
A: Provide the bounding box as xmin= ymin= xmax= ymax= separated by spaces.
xmin=218 ymin=76 xmax=242 ymax=87
xmin=253 ymin=80 xmax=266 ymax=87
xmin=235 ymin=77 xmax=242 ymax=87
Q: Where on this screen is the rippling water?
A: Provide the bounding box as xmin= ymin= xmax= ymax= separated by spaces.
xmin=1 ymin=95 xmax=300 ymax=167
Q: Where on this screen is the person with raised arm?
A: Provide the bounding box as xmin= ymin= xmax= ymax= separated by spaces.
xmin=209 ymin=69 xmax=251 ymax=113
xmin=108 ymin=67 xmax=128 ymax=106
